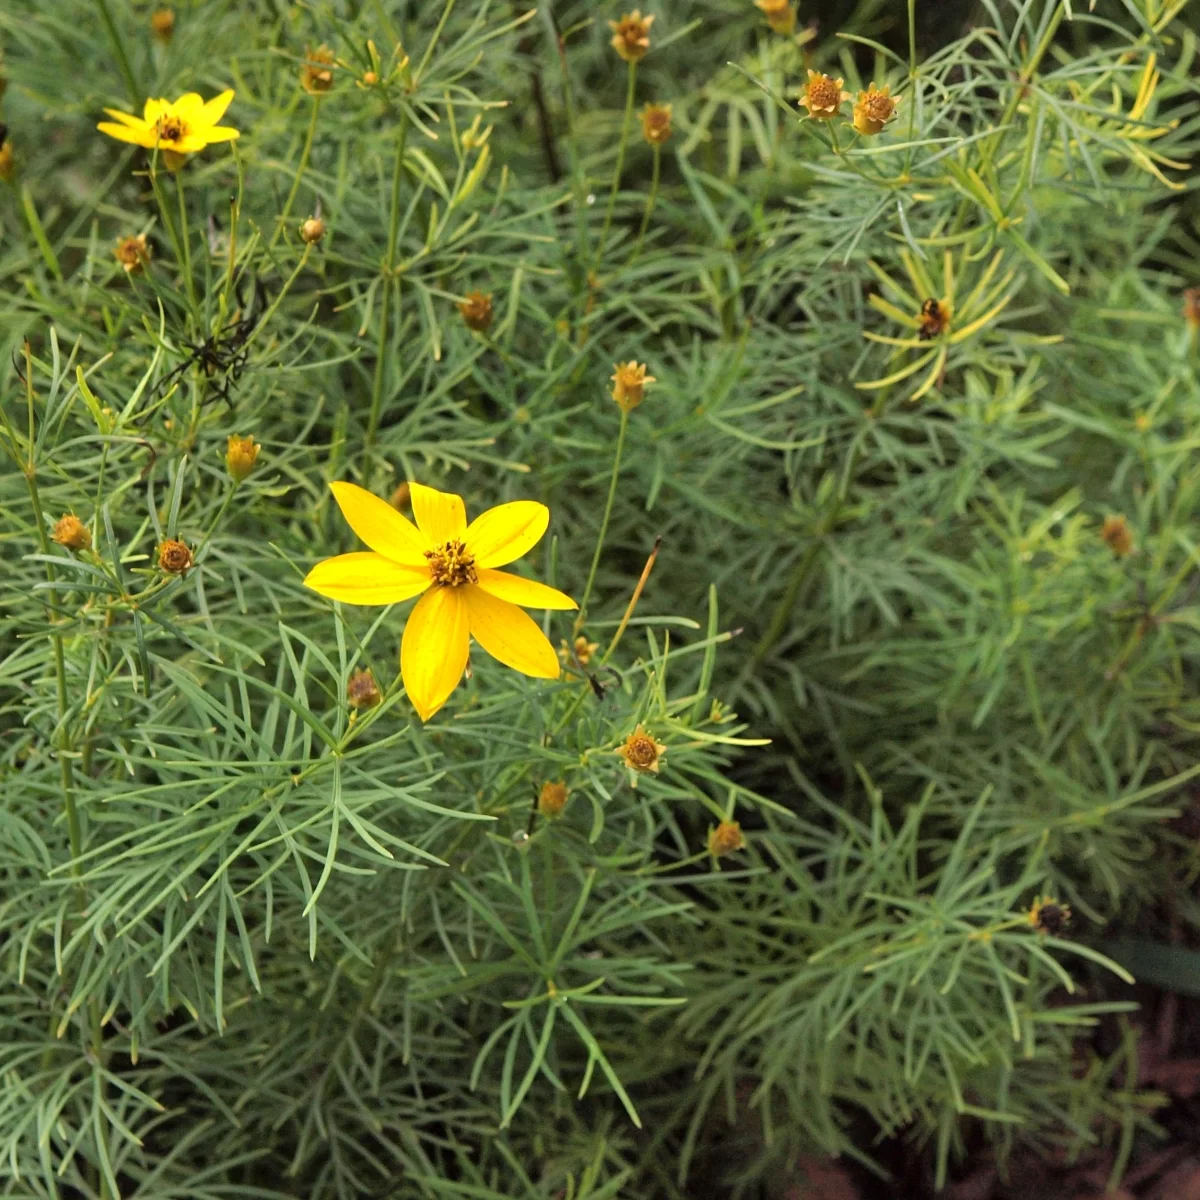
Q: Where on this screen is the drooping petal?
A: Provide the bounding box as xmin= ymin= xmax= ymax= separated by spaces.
xmin=197 ymin=89 xmax=235 ymax=127
xmin=476 ymin=568 xmax=576 ymax=611
xmin=98 ymin=122 xmax=155 ymax=147
xmin=303 ymin=552 xmax=430 ymax=606
xmin=328 ymin=481 xmax=430 ymax=565
xmin=409 ymin=482 xmax=467 ymax=546
xmin=463 ymin=501 xmax=549 ymax=568
xmin=401 ymin=586 xmax=470 ymax=721
xmin=102 ymin=107 xmax=145 ymax=128
xmin=464 ymin=586 xmax=561 ymax=679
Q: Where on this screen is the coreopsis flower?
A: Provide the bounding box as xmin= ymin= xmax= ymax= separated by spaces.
xmin=618 ymin=724 xmax=666 ymax=774
xmin=755 ymin=0 xmax=796 ymax=35
xmin=97 ymin=92 xmax=240 ymax=168
xmin=301 ymin=45 xmax=336 ymax=95
xmin=114 ymin=234 xmax=150 ymax=274
xmin=304 ymin=482 xmax=577 ymax=721
xmin=538 ymin=780 xmax=569 ymax=819
xmin=610 ymin=11 xmax=654 ymax=62
xmin=641 ymin=103 xmax=672 ymax=146
xmin=150 ymin=7 xmax=175 ymax=40
xmin=611 ymin=361 xmax=655 ymax=412
xmin=1028 ymin=896 xmax=1071 ymax=936
xmin=52 ymin=514 xmax=91 ymax=551
xmin=225 ymin=435 xmax=259 ymax=482
xmin=853 ymin=84 xmax=899 ymax=136
xmin=1184 ymin=287 xmax=1200 ymax=330
xmin=300 ymin=216 xmax=326 ymax=244
xmin=1101 ymin=514 xmax=1134 ymax=558
xmin=798 ymin=70 xmax=850 ymax=121
xmin=159 ymin=538 xmax=194 ymax=573
xmin=708 ymin=820 xmax=746 ymax=857
xmin=560 ymin=635 xmax=599 ymax=667
xmin=458 ymin=291 xmax=493 ymax=333
xmin=346 ymin=668 xmax=382 ymax=710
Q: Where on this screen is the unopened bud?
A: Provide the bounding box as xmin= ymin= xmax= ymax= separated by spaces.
xmin=52 ymin=514 xmax=91 ymax=551
xmin=300 ymin=216 xmax=326 ymax=244
xmin=225 ymin=434 xmax=260 ymax=482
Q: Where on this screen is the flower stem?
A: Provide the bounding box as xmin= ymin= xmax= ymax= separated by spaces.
xmin=596 ymin=62 xmax=637 ymax=267
xmin=576 ymin=407 xmax=628 ymax=629
xmin=175 ymin=169 xmax=197 ymax=313
xmin=95 ymin=0 xmax=139 ymax=108
xmin=632 ymin=143 xmax=661 ymax=260
xmin=273 ymin=97 xmax=320 ymax=249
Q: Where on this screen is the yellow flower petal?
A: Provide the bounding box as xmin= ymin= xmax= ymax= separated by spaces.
xmin=198 ymin=89 xmax=235 ymax=127
xmin=98 ymin=122 xmax=154 ymax=147
xmin=410 ymin=482 xmax=467 ymax=545
xmin=197 ymin=125 xmax=240 ymax=143
xmin=303 ymin=552 xmax=430 ymax=606
xmin=464 ymin=586 xmax=561 ymax=679
xmin=463 ymin=501 xmax=549 ymax=568
xmin=173 ymin=92 xmax=205 ymax=118
xmin=143 ymin=98 xmax=168 ymax=124
xmin=401 ymin=586 xmax=470 ymax=721
xmin=102 ymin=107 xmax=145 ymax=128
xmin=476 ymin=569 xmax=576 ymax=611
xmin=328 ymin=481 xmax=429 ymax=565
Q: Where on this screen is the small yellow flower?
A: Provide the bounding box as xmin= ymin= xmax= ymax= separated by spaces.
xmin=1028 ymin=895 xmax=1071 ymax=936
xmin=755 ymin=0 xmax=796 ymax=35
xmin=97 ymin=91 xmax=240 ymax=167
xmin=1185 ymin=287 xmax=1200 ymax=330
xmin=225 ymin=435 xmax=260 ymax=482
xmin=641 ymin=103 xmax=673 ymax=146
xmin=114 ymin=234 xmax=151 ymax=274
xmin=150 ymin=7 xmax=175 ymax=40
xmin=560 ymin=635 xmax=599 ymax=667
xmin=609 ymin=10 xmax=654 ymax=63
xmin=458 ymin=291 xmax=494 ymax=333
xmin=1101 ymin=514 xmax=1134 ymax=558
xmin=538 ymin=780 xmax=569 ymax=819
xmin=304 ymin=482 xmax=577 ymax=721
xmin=52 ymin=514 xmax=91 ymax=551
xmin=798 ymin=70 xmax=850 ymax=121
xmin=708 ymin=820 xmax=746 ymax=857
xmin=301 ymin=45 xmax=336 ymax=96
xmin=852 ymin=83 xmax=899 ymax=136
xmin=611 ymin=361 xmax=655 ymax=412
xmin=300 ymin=216 xmax=326 ymax=244
xmin=346 ymin=668 xmax=382 ymax=710
xmin=618 ymin=724 xmax=666 ymax=774
xmin=0 ymin=140 xmax=14 ymax=183
xmin=159 ymin=538 xmax=194 ymax=573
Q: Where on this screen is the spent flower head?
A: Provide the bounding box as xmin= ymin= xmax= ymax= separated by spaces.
xmin=159 ymin=538 xmax=194 ymax=574
xmin=537 ymin=781 xmax=569 ymax=819
xmin=346 ymin=668 xmax=382 ymax=710
xmin=114 ymin=234 xmax=150 ymax=274
xmin=300 ymin=45 xmax=336 ymax=96
xmin=1028 ymin=896 xmax=1071 ymax=936
xmin=458 ymin=291 xmax=494 ymax=333
xmin=611 ymin=361 xmax=655 ymax=412
xmin=641 ymin=103 xmax=673 ymax=146
xmin=755 ymin=0 xmax=796 ymax=35
xmin=853 ymin=84 xmax=899 ymax=136
xmin=609 ymin=11 xmax=654 ymax=63
xmin=52 ymin=514 xmax=91 ymax=551
xmin=799 ymin=70 xmax=850 ymax=121
xmin=1101 ymin=514 xmax=1134 ymax=558
xmin=618 ymin=725 xmax=667 ymax=774
xmin=708 ymin=820 xmax=746 ymax=857
xmin=97 ymin=92 xmax=240 ymax=167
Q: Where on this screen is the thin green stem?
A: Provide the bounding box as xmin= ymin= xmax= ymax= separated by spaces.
xmin=273 ymin=97 xmax=320 ymax=249
xmin=95 ymin=0 xmax=139 ymax=108
xmin=175 ymin=169 xmax=197 ymax=313
xmin=632 ymin=144 xmax=661 ymax=259
xmin=576 ymin=408 xmax=628 ymax=628
xmin=596 ymin=62 xmax=637 ymax=267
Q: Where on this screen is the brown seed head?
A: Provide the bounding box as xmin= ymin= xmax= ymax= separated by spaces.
xmin=538 ymin=780 xmax=569 ymax=819
xmin=425 ymin=540 xmax=477 ymax=587
xmin=0 ymin=141 xmax=14 ymax=183
xmin=1185 ymin=287 xmax=1200 ymax=330
xmin=1028 ymin=896 xmax=1071 ymax=937
xmin=641 ymin=103 xmax=673 ymax=146
xmin=114 ymin=234 xmax=151 ymax=274
xmin=390 ymin=482 xmax=411 ymax=510
xmin=225 ymin=434 xmax=260 ymax=482
xmin=799 ymin=70 xmax=850 ymax=120
xmin=300 ymin=216 xmax=326 ymax=245
xmin=755 ymin=0 xmax=796 ymax=35
xmin=708 ymin=820 xmax=746 ymax=857
xmin=611 ymin=361 xmax=656 ymax=412
xmin=618 ymin=724 xmax=666 ymax=773
xmin=301 ymin=45 xmax=336 ymax=95
xmin=609 ymin=10 xmax=654 ymax=63
xmin=52 ymin=514 xmax=91 ymax=551
xmin=458 ymin=290 xmax=494 ymax=332
xmin=1101 ymin=514 xmax=1134 ymax=558
xmin=158 ymin=538 xmax=194 ymax=573
xmin=853 ymin=84 xmax=898 ymax=136
xmin=150 ymin=7 xmax=175 ymax=40
xmin=346 ymin=668 xmax=382 ymax=710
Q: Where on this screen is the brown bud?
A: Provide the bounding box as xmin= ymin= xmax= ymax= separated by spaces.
xmin=538 ymin=781 xmax=569 ymax=819
xmin=707 ymin=820 xmax=746 ymax=857
xmin=52 ymin=514 xmax=91 ymax=551
xmin=150 ymin=8 xmax=175 ymax=40
xmin=641 ymin=103 xmax=672 ymax=146
xmin=301 ymin=45 xmax=336 ymax=95
xmin=1101 ymin=514 xmax=1134 ymax=558
xmin=458 ymin=290 xmax=493 ymax=333
xmin=346 ymin=668 xmax=382 ymax=710
xmin=300 ymin=216 xmax=326 ymax=244
xmin=158 ymin=538 xmax=194 ymax=573
xmin=114 ymin=234 xmax=151 ymax=274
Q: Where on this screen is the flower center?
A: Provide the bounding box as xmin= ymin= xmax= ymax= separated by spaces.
xmin=156 ymin=116 xmax=188 ymax=144
xmin=809 ymin=78 xmax=841 ymax=109
xmin=865 ymin=94 xmax=894 ymax=120
xmin=625 ymin=735 xmax=658 ymax=768
xmin=425 ymin=540 xmax=477 ymax=587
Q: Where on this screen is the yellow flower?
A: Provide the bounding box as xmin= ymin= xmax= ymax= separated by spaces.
xmin=755 ymin=0 xmax=796 ymax=35
xmin=458 ymin=291 xmax=494 ymax=333
xmin=114 ymin=234 xmax=151 ymax=274
xmin=611 ymin=361 xmax=655 ymax=412
xmin=798 ymin=70 xmax=850 ymax=121
xmin=225 ymin=435 xmax=259 ymax=482
xmin=852 ymin=83 xmax=899 ymax=136
xmin=708 ymin=820 xmax=746 ymax=857
xmin=97 ymin=91 xmax=240 ymax=166
xmin=641 ymin=103 xmax=673 ymax=146
xmin=304 ymin=482 xmax=577 ymax=721
xmin=538 ymin=780 xmax=569 ymax=819
xmin=150 ymin=8 xmax=175 ymax=41
xmin=301 ymin=45 xmax=336 ymax=96
xmin=1027 ymin=896 xmax=1071 ymax=936
xmin=1101 ymin=514 xmax=1134 ymax=558
xmin=52 ymin=514 xmax=91 ymax=552
xmin=610 ymin=10 xmax=654 ymax=63
xmin=617 ymin=724 xmax=666 ymax=774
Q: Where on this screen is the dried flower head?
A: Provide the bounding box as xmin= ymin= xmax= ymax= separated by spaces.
xmin=300 ymin=45 xmax=336 ymax=96
xmin=1101 ymin=514 xmax=1134 ymax=558
xmin=1028 ymin=896 xmax=1071 ymax=936
xmin=917 ymin=298 xmax=951 ymax=340
xmin=158 ymin=538 xmax=194 ymax=574
xmin=390 ymin=482 xmax=411 ymax=510
xmin=538 ymin=780 xmax=569 ymax=819
xmin=458 ymin=291 xmax=494 ymax=333
xmin=150 ymin=7 xmax=175 ymax=40
xmin=300 ymin=216 xmax=326 ymax=244
xmin=708 ymin=820 xmax=746 ymax=857
xmin=0 ymin=140 xmax=14 ymax=183
xmin=755 ymin=0 xmax=796 ymax=35
xmin=618 ymin=725 xmax=667 ymax=774
xmin=1185 ymin=287 xmax=1200 ymax=330
xmin=346 ymin=668 xmax=382 ymax=710
xmin=609 ymin=10 xmax=654 ymax=63
xmin=799 ymin=70 xmax=850 ymax=121
xmin=225 ymin=435 xmax=260 ymax=482
xmin=641 ymin=103 xmax=673 ymax=146
xmin=853 ymin=83 xmax=899 ymax=136
xmin=114 ymin=233 xmax=151 ymax=274
xmin=611 ymin=361 xmax=656 ymax=412
xmin=560 ymin=635 xmax=599 ymax=668
xmin=52 ymin=514 xmax=91 ymax=552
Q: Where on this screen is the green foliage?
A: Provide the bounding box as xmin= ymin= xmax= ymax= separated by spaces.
xmin=1 ymin=0 xmax=1198 ymax=1195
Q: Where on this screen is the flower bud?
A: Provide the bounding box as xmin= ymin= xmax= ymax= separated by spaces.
xmin=52 ymin=514 xmax=91 ymax=551
xmin=150 ymin=7 xmax=175 ymax=40
xmin=300 ymin=216 xmax=326 ymax=244
xmin=708 ymin=820 xmax=746 ymax=857
xmin=225 ymin=435 xmax=260 ymax=482
xmin=610 ymin=361 xmax=656 ymax=413
xmin=537 ymin=781 xmax=569 ymax=819
xmin=458 ymin=291 xmax=494 ymax=333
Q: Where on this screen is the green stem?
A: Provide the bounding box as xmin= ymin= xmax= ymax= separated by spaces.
xmin=632 ymin=144 xmax=661 ymax=259
xmin=596 ymin=62 xmax=637 ymax=267
xmin=273 ymin=97 xmax=320 ymax=249
xmin=95 ymin=0 xmax=139 ymax=108
xmin=750 ymin=538 xmax=823 ymax=668
xmin=175 ymin=169 xmax=197 ymax=313
xmin=576 ymin=408 xmax=628 ymax=628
